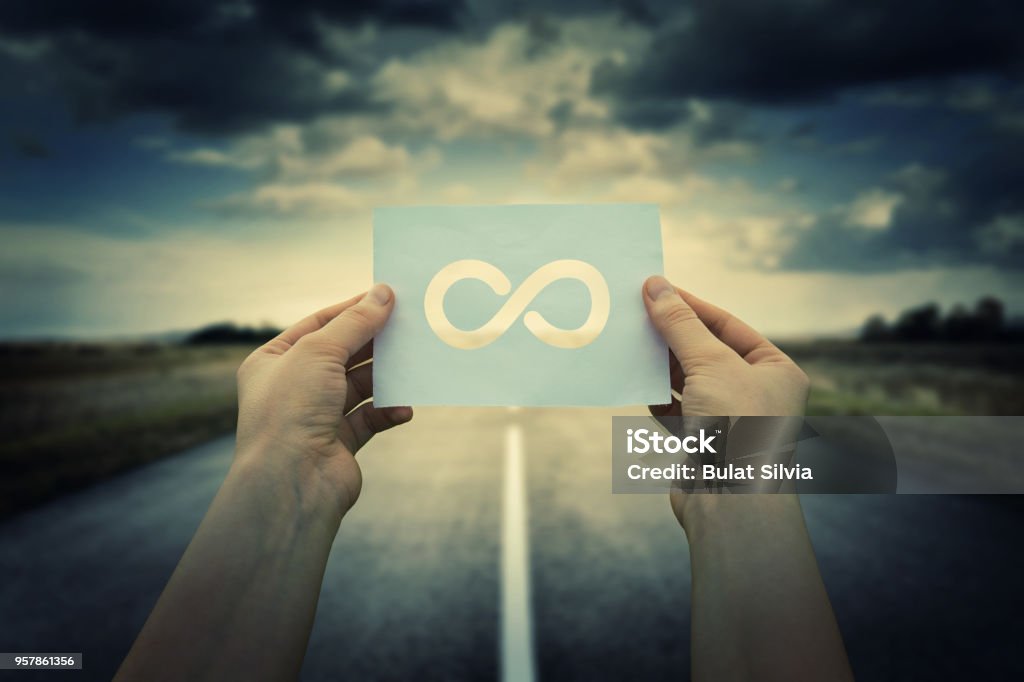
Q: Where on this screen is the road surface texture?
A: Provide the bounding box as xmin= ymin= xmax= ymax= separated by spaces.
xmin=1 ymin=407 xmax=1021 ymax=680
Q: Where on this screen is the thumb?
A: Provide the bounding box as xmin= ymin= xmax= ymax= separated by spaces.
xmin=643 ymin=276 xmax=729 ymax=373
xmin=306 ymin=283 xmax=394 ymax=365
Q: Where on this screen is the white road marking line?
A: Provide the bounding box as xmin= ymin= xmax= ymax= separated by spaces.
xmin=501 ymin=420 xmax=537 ymax=682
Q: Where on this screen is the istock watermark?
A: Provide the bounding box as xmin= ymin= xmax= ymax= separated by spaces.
xmin=625 ymin=427 xmax=718 ymax=455
xmin=612 ymin=415 xmax=1024 ymax=494
xmin=621 ymin=424 xmax=814 ymax=487
xmin=613 ymin=416 xmax=812 ymax=493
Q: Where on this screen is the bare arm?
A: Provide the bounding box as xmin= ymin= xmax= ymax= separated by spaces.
xmin=114 ymin=459 xmax=341 ymax=681
xmin=684 ymin=496 xmax=853 ymax=682
xmin=643 ymin=276 xmax=853 ymax=682
xmin=116 ymin=285 xmax=412 ymax=682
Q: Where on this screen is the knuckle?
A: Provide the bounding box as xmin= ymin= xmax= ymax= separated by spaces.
xmin=260 ymin=338 xmax=291 ymax=355
xmin=790 ymin=366 xmax=811 ymax=391
xmin=775 ymin=361 xmax=810 ymax=393
xmin=342 ymin=304 xmax=377 ymax=330
xmin=660 ymin=301 xmax=701 ymax=330
xmin=685 ymin=346 xmax=732 ymax=371
xmin=236 ymin=351 xmax=259 ymax=379
xmin=295 ymin=331 xmax=347 ymax=361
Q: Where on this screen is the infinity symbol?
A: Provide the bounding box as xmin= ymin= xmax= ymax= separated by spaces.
xmin=424 ymin=259 xmax=610 ymax=350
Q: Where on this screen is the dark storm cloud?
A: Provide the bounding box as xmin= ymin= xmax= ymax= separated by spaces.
xmin=785 ymin=77 xmax=1024 ymax=271
xmin=10 ymin=131 xmax=50 ymax=158
xmin=0 ymin=0 xmax=465 ymax=133
xmin=36 ymin=31 xmax=378 ymax=133
xmin=2 ymin=0 xmax=1021 ymax=273
xmin=586 ymin=0 xmax=1024 ymax=271
xmin=594 ymin=0 xmax=1024 ymax=115
xmin=0 ymin=0 xmax=464 ymax=37
xmin=777 ymin=126 xmax=1024 ymax=271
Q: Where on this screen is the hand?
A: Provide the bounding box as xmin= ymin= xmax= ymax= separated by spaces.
xmin=117 ymin=286 xmax=412 ymax=682
xmin=642 ymin=276 xmax=810 ymax=527
xmin=643 ymin=275 xmax=809 ymax=418
xmin=642 ymin=277 xmax=852 ymax=682
xmin=233 ymin=284 xmax=412 ymax=525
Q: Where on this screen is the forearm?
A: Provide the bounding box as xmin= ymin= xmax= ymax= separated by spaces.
xmin=116 ymin=455 xmax=342 ymax=682
xmin=684 ymin=495 xmax=853 ymax=682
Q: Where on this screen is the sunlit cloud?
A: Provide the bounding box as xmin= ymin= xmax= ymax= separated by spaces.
xmin=843 ymin=188 xmax=903 ymax=231
xmin=371 ymin=17 xmax=646 ymax=140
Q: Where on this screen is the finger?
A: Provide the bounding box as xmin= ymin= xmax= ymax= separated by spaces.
xmin=347 ymin=403 xmax=413 ymax=453
xmin=675 ymin=287 xmax=787 ymax=365
xmin=258 ymin=293 xmax=364 ymax=356
xmin=643 ymin=276 xmax=733 ymax=373
xmin=649 ymin=396 xmax=680 ymax=418
xmin=300 ymin=284 xmax=394 ymax=366
xmin=648 ymin=353 xmax=683 ymax=415
xmin=344 ymin=362 xmax=373 ymax=414
xmin=347 ymin=340 xmax=374 ymax=369
xmin=669 ymin=353 xmax=683 ymax=389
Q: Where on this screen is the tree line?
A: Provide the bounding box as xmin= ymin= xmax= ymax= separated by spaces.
xmin=184 ymin=323 xmax=282 ymax=345
xmin=860 ymin=296 xmax=1022 ymax=343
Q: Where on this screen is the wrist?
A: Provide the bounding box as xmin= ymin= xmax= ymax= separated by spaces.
xmin=677 ymin=493 xmax=806 ymax=548
xmin=227 ymin=443 xmax=351 ymax=538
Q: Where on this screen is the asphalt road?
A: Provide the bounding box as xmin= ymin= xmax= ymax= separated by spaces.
xmin=1 ymin=408 xmax=1021 ymax=681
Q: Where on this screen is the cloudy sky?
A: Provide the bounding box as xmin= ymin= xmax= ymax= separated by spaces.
xmin=1 ymin=0 xmax=1022 ymax=338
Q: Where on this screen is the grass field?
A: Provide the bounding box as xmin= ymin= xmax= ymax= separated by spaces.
xmin=786 ymin=341 xmax=1024 ymax=416
xmin=0 ymin=342 xmax=251 ymax=518
xmin=1 ymin=340 xmax=1021 ymax=518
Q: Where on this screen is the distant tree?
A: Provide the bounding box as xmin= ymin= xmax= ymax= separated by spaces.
xmin=892 ymin=303 xmax=941 ymax=342
xmin=859 ymin=295 xmax=1015 ymax=344
xmin=942 ymin=303 xmax=974 ymax=342
xmin=974 ymin=296 xmax=1004 ymax=339
xmin=185 ymin=323 xmax=281 ymax=345
xmin=1006 ymin=316 xmax=1024 ymax=342
xmin=859 ymin=314 xmax=890 ymax=342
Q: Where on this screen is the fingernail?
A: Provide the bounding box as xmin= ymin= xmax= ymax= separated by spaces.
xmin=367 ymin=283 xmax=392 ymax=305
xmin=646 ymin=276 xmax=675 ymax=301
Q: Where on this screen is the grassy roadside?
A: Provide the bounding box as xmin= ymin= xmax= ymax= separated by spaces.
xmin=0 ymin=343 xmax=251 ymax=518
xmin=786 ymin=342 xmax=1024 ymax=416
xmin=1 ymin=340 xmax=1020 ymax=519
